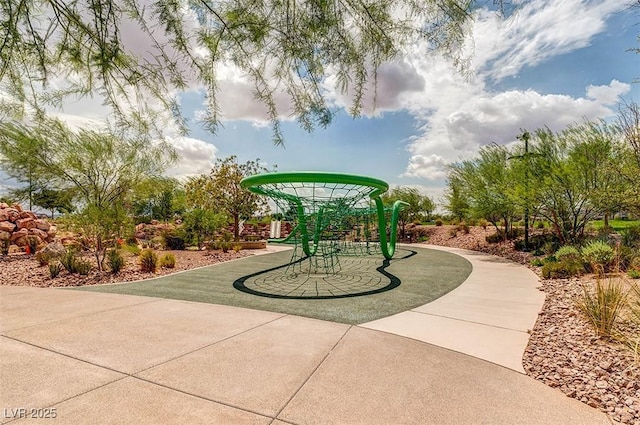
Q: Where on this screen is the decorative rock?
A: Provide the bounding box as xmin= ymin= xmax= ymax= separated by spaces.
xmin=6 ymin=209 xmax=19 ymax=222
xmin=0 ymin=210 xmax=7 ymax=221
xmin=16 ymin=218 xmax=36 ymax=230
xmin=0 ymin=202 xmax=8 ymax=208
xmin=596 ymin=381 xmax=609 ymax=389
xmin=10 ymin=228 xmax=28 ymax=242
xmin=8 ymin=244 xmax=21 ymax=254
xmin=0 ymin=231 xmax=9 ymax=241
xmin=35 ymin=219 xmax=50 ymax=231
xmin=19 ymin=211 xmax=36 ymax=219
xmin=40 ymin=242 xmax=66 ymax=259
xmin=28 ymin=228 xmax=48 ymax=240
xmin=11 ymin=203 xmax=22 ymax=212
xmin=0 ymin=221 xmax=16 ymax=233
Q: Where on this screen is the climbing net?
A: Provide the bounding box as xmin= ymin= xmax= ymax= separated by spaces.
xmin=241 ymin=172 xmax=406 ymax=275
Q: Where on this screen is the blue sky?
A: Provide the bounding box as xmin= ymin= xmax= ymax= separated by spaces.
xmin=1 ymin=0 xmax=639 ymax=208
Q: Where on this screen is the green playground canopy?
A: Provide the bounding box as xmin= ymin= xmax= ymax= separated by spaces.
xmin=240 ymin=172 xmax=407 ymax=269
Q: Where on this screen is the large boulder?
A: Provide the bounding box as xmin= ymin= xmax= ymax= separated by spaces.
xmin=6 ymin=209 xmax=19 ymax=222
xmin=40 ymin=242 xmax=67 ymax=259
xmin=16 ymin=218 xmax=36 ymax=230
xmin=29 ymin=228 xmax=48 ymax=241
xmin=0 ymin=209 xmax=8 ymax=222
xmin=35 ymin=219 xmax=50 ymax=231
xmin=0 ymin=221 xmax=16 ymax=233
xmin=9 ymin=228 xmax=27 ymax=242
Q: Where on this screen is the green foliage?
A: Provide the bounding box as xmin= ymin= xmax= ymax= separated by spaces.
xmin=131 ymin=177 xmax=184 ymax=222
xmin=576 ymin=279 xmax=627 ymax=337
xmin=232 ymin=244 xmax=243 ymax=253
xmin=554 ymin=246 xmax=581 ymax=262
xmin=382 ymin=186 xmax=435 ymax=238
xmin=107 ymin=249 xmax=125 ymax=274
xmin=75 ymin=259 xmax=92 ymax=276
xmin=49 ymin=262 xmax=63 ymax=278
xmin=185 ymin=156 xmax=269 ymax=241
xmin=477 ymin=218 xmax=488 ymax=229
xmin=60 ymin=249 xmax=79 ymax=274
xmin=530 ymin=258 xmax=544 ymax=267
xmin=582 ymin=241 xmax=615 ymax=273
xmin=159 ymin=253 xmax=176 ymax=269
xmin=622 ymin=224 xmax=640 ymax=249
xmin=35 ymin=251 xmax=51 ymax=266
xmin=629 ymin=270 xmax=640 ymax=279
xmin=541 ymin=259 xmax=584 ymax=279
xmin=32 ymin=188 xmax=75 ymax=219
xmin=163 ymin=231 xmax=186 ymax=250
xmin=0 ymin=0 xmax=474 ymax=144
xmin=182 ymin=208 xmax=227 ymax=249
xmin=121 ymin=243 xmax=141 ymax=256
xmin=435 ymin=219 xmax=443 ymax=226
xmin=26 ymin=236 xmax=39 ymax=254
xmin=139 ymin=249 xmax=158 ymax=273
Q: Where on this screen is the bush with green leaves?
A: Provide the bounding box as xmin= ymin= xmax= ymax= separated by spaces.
xmin=107 ymin=249 xmax=125 ymax=274
xmin=541 ymin=259 xmax=584 ymax=279
xmin=35 ymin=251 xmax=51 ymax=266
xmin=581 ymin=240 xmax=614 ymax=273
xmin=139 ymin=249 xmax=158 ymax=273
xmin=554 ymin=246 xmax=581 ymax=262
xmin=622 ymin=224 xmax=640 ymax=249
xmin=435 ymin=219 xmax=443 ymax=226
xmin=49 ymin=262 xmax=63 ymax=278
xmin=163 ymin=231 xmax=185 ymax=250
xmin=75 ymin=260 xmax=92 ymax=276
xmin=60 ymin=249 xmax=79 ymax=273
xmin=160 ymin=253 xmax=176 ymax=268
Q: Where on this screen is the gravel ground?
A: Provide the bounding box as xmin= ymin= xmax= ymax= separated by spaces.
xmin=2 ymin=227 xmax=639 ymax=423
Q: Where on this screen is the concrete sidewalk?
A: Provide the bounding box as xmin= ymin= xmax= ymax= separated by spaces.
xmin=0 ymin=249 xmax=612 ymax=424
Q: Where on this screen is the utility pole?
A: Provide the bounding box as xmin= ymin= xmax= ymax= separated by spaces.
xmin=510 ymin=130 xmax=533 ymax=251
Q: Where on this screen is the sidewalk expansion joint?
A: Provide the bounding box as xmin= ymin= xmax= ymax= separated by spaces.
xmin=408 ymin=310 xmax=531 ymax=333
xmin=272 ymin=325 xmax=353 ymax=421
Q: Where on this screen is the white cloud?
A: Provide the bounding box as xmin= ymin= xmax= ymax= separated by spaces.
xmin=586 ymin=80 xmax=630 ymax=105
xmin=165 ymin=137 xmax=218 ymax=178
xmin=402 ymin=154 xmax=447 ymax=180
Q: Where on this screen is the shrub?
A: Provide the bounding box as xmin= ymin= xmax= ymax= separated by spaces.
xmin=121 ymin=243 xmax=141 ymax=256
xmin=485 ymin=232 xmax=501 ymax=244
xmin=435 ymin=219 xmax=443 ymax=226
xmin=160 ymin=253 xmax=176 ymax=268
xmin=530 ymin=258 xmax=544 ymax=267
xmin=536 ymin=221 xmax=545 ymax=229
xmin=49 ymin=262 xmax=63 ymax=278
xmin=448 ymin=227 xmax=458 ymax=238
xmin=457 ymin=222 xmax=470 ymax=234
xmin=140 ymin=249 xmax=158 ymax=273
xmin=75 ymin=259 xmax=92 ymax=276
xmin=35 ymin=251 xmax=51 ymax=266
xmin=61 ymin=249 xmax=79 ymax=273
xmin=1 ymin=239 xmax=9 ymax=256
xmin=555 ymin=246 xmax=581 ymax=262
xmin=26 ymin=236 xmax=39 ymax=254
xmin=576 ymin=279 xmax=627 ymax=337
xmin=582 ymin=241 xmax=615 ymax=274
xmin=628 ymin=270 xmax=640 ymax=279
xmin=107 ymin=249 xmax=125 ymax=274
xmin=232 ymin=244 xmax=242 ymax=253
xmin=477 ymin=218 xmax=488 ymax=229
xmin=541 ymin=260 xmax=584 ymax=279
xmin=622 ymin=224 xmax=640 ymax=249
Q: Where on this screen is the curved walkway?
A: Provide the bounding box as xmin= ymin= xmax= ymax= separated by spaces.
xmin=361 ymin=244 xmax=545 ymax=372
xmin=0 ymin=246 xmax=612 ymax=424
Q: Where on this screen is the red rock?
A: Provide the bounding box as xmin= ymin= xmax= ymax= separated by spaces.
xmin=0 ymin=231 xmax=9 ymax=240
xmin=28 ymin=228 xmax=48 ymax=240
xmin=35 ymin=219 xmax=50 ymax=231
xmin=16 ymin=218 xmax=36 ymax=230
xmin=19 ymin=211 xmax=36 ymax=219
xmin=11 ymin=203 xmax=22 ymax=212
xmin=0 ymin=210 xmax=8 ymax=221
xmin=9 ymin=228 xmax=28 ymax=241
xmin=0 ymin=221 xmax=16 ymax=233
xmin=0 ymin=202 xmax=8 ymax=209
xmin=6 ymin=209 xmax=19 ymax=222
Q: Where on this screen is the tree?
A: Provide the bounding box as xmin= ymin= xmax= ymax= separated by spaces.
xmin=614 ymin=101 xmax=640 ymax=215
xmin=130 ymin=177 xmax=185 ymax=222
xmin=444 ymin=174 xmax=470 ymax=221
xmin=447 ymin=144 xmax=520 ymax=238
xmin=382 ymin=187 xmax=434 ymax=238
xmin=0 ymin=118 xmax=176 ymax=269
xmin=182 ymin=208 xmax=227 ymax=249
xmin=0 ymin=0 xmax=479 ymax=143
xmin=32 ymin=188 xmax=75 ymax=219
xmin=185 ymin=156 xmax=269 ymax=240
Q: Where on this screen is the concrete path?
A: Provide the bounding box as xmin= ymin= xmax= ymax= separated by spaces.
xmin=361 ymin=244 xmax=545 ymax=373
xmin=0 ymin=247 xmax=613 ymax=424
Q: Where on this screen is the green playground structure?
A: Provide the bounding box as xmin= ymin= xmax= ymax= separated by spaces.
xmin=240 ymin=172 xmax=407 ymax=274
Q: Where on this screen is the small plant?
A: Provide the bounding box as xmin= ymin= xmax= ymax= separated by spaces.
xmin=530 ymin=258 xmax=544 ymax=267
xmin=541 ymin=258 xmax=584 ymax=279
xmin=457 ymin=222 xmax=470 ymax=234
xmin=139 ymin=249 xmax=158 ymax=273
xmin=49 ymin=262 xmax=63 ymax=278
xmin=219 ymin=232 xmax=234 ymax=253
xmin=629 ymin=269 xmax=640 ymax=279
xmin=576 ymin=278 xmax=627 ymax=337
xmin=1 ymin=239 xmax=9 ymax=256
xmin=232 ymin=244 xmax=242 ymax=253
xmin=107 ymin=249 xmax=125 ymax=274
xmin=582 ymin=240 xmax=614 ymax=274
xmin=448 ymin=227 xmax=458 ymax=238
xmin=435 ymin=219 xmax=443 ymax=226
xmin=26 ymin=236 xmax=39 ymax=255
xmin=35 ymin=251 xmax=51 ymax=266
xmin=121 ymin=243 xmax=141 ymax=256
xmin=536 ymin=221 xmax=545 ymax=229
xmin=60 ymin=249 xmax=79 ymax=273
xmin=75 ymin=259 xmax=92 ymax=276
xmin=160 ymin=253 xmax=176 ymax=268
xmin=622 ymin=224 xmax=640 ymax=249
xmin=555 ymin=246 xmax=581 ymax=262
xmin=163 ymin=233 xmax=185 ymax=250
xmin=477 ymin=218 xmax=488 ymax=229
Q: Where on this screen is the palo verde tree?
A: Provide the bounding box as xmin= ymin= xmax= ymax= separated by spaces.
xmin=0 ymin=118 xmax=176 ymax=270
xmin=447 ymin=144 xmax=520 ymax=239
xmin=382 ymin=187 xmax=435 ymax=238
xmin=0 ymin=0 xmax=492 ymax=144
xmin=614 ymin=101 xmax=640 ymax=215
xmin=185 ymin=156 xmax=269 ymax=241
